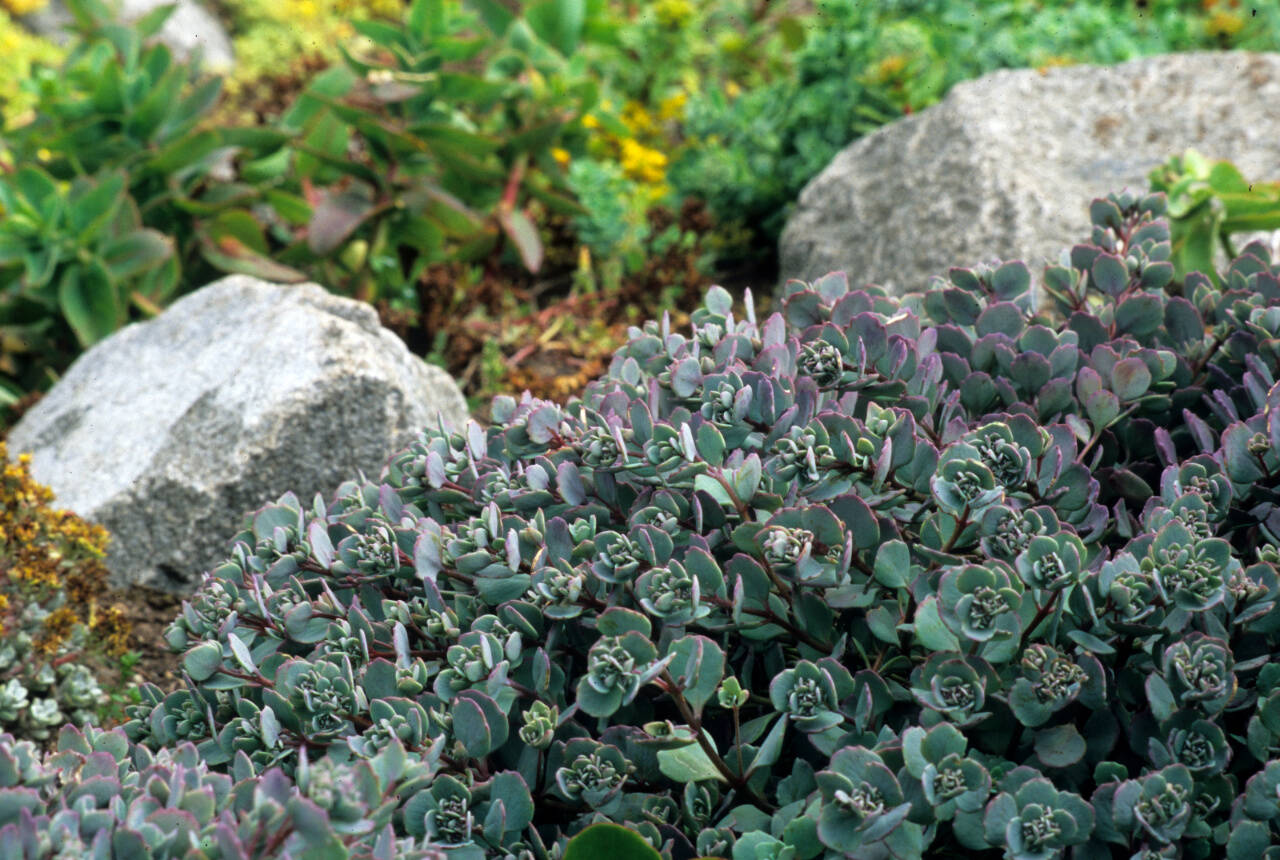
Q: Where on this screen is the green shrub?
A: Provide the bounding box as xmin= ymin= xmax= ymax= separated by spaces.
xmin=0 ymin=0 xmax=235 ymax=409
xmin=0 ymin=441 xmax=134 ymax=744
xmin=206 ymin=0 xmax=597 ymax=309
xmin=0 ymin=0 xmax=616 ymax=414
xmin=6 ymin=187 xmax=1280 ymax=856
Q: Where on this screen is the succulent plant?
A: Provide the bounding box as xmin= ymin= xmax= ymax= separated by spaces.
xmin=11 ymin=188 xmax=1280 ymax=856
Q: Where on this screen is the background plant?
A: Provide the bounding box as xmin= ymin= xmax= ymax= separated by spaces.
xmin=1149 ymin=149 xmax=1280 ymax=287
xmin=0 ymin=4 xmax=63 ymax=129
xmin=0 ymin=0 xmax=236 ymax=411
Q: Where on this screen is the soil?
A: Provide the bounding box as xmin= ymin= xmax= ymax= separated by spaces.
xmin=105 ymin=584 xmax=188 ymax=695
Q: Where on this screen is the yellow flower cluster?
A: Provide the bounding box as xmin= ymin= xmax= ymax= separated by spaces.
xmin=657 ymin=91 xmax=687 ymax=122
xmin=653 ymin=0 xmax=694 ymax=29
xmin=0 ymin=0 xmax=46 ymax=16
xmin=1205 ymin=10 xmax=1245 ymax=39
xmin=1 ymin=441 xmax=129 ymax=659
xmin=0 ymin=11 xmax=63 ymax=129
xmin=619 ymin=137 xmax=668 ymax=186
xmin=577 ymin=98 xmax=677 ymax=194
xmin=872 ymin=54 xmax=909 ymax=82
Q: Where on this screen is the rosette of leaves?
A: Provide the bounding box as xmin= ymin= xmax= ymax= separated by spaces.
xmin=1160 ymin=634 xmax=1236 ymax=716
xmin=983 ymin=771 xmax=1094 ymax=860
xmin=900 ymin=723 xmax=991 ymax=824
xmin=1095 ymin=764 xmax=1195 ymax=847
xmin=815 ymin=746 xmax=915 ymax=855
xmin=935 ymin=562 xmax=1024 ymax=649
xmin=12 ymin=187 xmax=1280 ymax=858
xmin=575 ymin=631 xmax=663 ymax=718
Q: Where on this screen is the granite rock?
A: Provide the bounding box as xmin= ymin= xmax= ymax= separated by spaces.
xmin=21 ymin=0 xmax=234 ymax=71
xmin=778 ymin=52 xmax=1280 ymax=296
xmin=6 ymin=276 xmax=468 ymax=592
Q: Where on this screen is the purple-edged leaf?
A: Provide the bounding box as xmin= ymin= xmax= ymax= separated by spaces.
xmin=307 ymin=189 xmax=374 ymax=255
xmin=1110 ymin=357 xmax=1152 ymax=401
xmin=1091 ymin=253 xmax=1129 ymax=296
xmin=227 ymin=632 xmax=256 ymax=674
xmin=307 ymin=520 xmax=334 ymax=568
xmin=1035 ymin=724 xmax=1086 ymax=768
xmin=671 ymin=358 xmax=703 ymax=398
xmin=556 ymin=461 xmax=586 ymax=505
xmin=183 ymin=641 xmax=224 ymax=681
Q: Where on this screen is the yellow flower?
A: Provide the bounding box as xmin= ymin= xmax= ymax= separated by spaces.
xmin=1206 ymin=10 xmax=1244 ymax=38
xmin=1035 ymin=55 xmax=1076 ymax=74
xmin=619 ymin=138 xmax=668 ymax=185
xmin=654 ymin=0 xmax=694 ymax=28
xmin=873 ymin=55 xmax=908 ymax=81
xmin=551 ymin=147 xmax=570 ymax=167
xmin=581 ymin=113 xmax=601 ymax=130
xmin=725 ymin=81 xmax=742 ymax=99
xmin=622 ymin=101 xmax=657 ymax=137
xmin=658 ymin=91 xmax=687 ymax=121
xmin=0 ymin=0 xmax=48 ymax=16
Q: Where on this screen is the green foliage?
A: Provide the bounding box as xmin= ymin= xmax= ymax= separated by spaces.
xmin=0 ymin=7 xmax=64 ymax=128
xmin=1149 ymin=149 xmax=1280 ymax=287
xmin=565 ymin=822 xmax=662 ymax=860
xmin=0 ymin=0 xmax=610 ymax=412
xmin=194 ymin=0 xmax=600 ymax=308
xmin=0 ymin=0 xmax=233 ymax=407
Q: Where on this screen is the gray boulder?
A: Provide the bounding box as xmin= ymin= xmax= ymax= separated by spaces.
xmin=6 ymin=276 xmax=468 ymax=592
xmin=778 ymin=52 xmax=1280 ymax=296
xmin=22 ymin=0 xmax=234 ymax=71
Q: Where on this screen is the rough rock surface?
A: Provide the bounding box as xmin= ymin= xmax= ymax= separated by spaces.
xmin=6 ymin=276 xmax=469 ymax=592
xmin=778 ymin=52 xmax=1280 ymax=296
xmin=22 ymin=0 xmax=234 ymax=71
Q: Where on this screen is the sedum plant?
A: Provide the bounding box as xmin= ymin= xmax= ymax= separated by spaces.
xmin=0 ymin=442 xmax=132 ymax=744
xmin=12 ymin=189 xmax=1280 ymax=856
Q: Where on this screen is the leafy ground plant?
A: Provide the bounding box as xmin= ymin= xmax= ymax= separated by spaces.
xmin=5 ymin=189 xmax=1280 ymax=857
